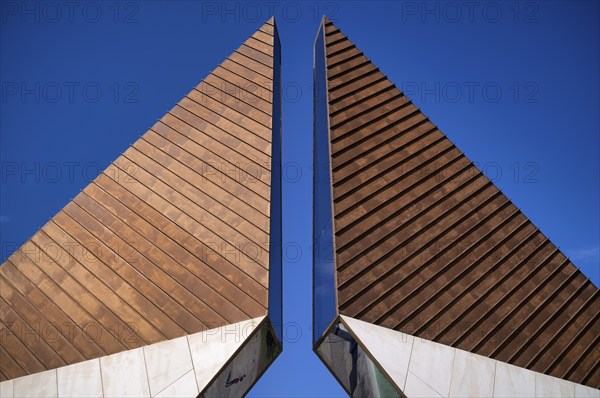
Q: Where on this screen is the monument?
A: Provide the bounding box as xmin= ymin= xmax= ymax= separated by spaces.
xmin=0 ymin=18 xmax=282 ymax=398
xmin=313 ymin=17 xmax=599 ymax=398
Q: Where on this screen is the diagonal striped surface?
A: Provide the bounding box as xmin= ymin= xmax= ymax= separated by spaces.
xmin=318 ymin=18 xmax=599 ymax=388
xmin=0 ymin=18 xmax=281 ymax=381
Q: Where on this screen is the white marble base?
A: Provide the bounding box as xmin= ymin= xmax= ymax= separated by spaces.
xmin=144 ymin=335 xmax=193 ymax=396
xmin=57 ymin=359 xmax=103 ymax=398
xmin=155 ymin=370 xmax=198 ymax=398
xmin=0 ymin=380 xmax=12 ymax=398
xmin=13 ymin=369 xmax=57 ymax=398
xmin=100 ymin=347 xmax=150 ymax=398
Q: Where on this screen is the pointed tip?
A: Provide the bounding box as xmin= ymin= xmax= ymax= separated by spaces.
xmin=322 ymin=16 xmax=330 ymax=24
xmin=261 ymin=16 xmax=277 ymax=36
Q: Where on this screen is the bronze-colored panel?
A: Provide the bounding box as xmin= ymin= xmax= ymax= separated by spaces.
xmin=229 ymin=51 xmax=274 ymax=79
xmin=152 ymin=117 xmax=264 ymax=173
xmin=246 ymin=36 xmax=274 ymax=57
xmin=1 ymin=18 xmax=279 ymax=380
xmin=237 ymin=44 xmax=273 ymax=69
xmin=190 ymin=85 xmax=272 ymax=129
xmin=97 ymin=167 xmax=269 ymax=294
xmin=29 ymin=229 xmax=143 ymax=350
xmin=169 ymin=105 xmax=270 ymax=166
xmin=0 ymin=317 xmax=46 ymax=375
xmin=220 ymin=59 xmax=273 ymax=93
xmin=319 ymin=18 xmax=599 ymax=388
xmin=203 ymin=73 xmax=273 ymax=115
xmin=1 ymin=254 xmax=110 ymax=358
xmin=178 ymin=97 xmax=271 ymax=155
xmin=158 ymin=112 xmax=271 ymax=182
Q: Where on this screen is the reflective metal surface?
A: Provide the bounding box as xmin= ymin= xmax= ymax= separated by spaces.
xmin=268 ymin=19 xmax=283 ymax=343
xmin=316 ymin=319 xmax=400 ymax=397
xmin=313 ymin=22 xmax=337 ymax=343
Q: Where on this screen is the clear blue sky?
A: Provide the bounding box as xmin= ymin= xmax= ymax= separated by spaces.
xmin=1 ymin=1 xmax=598 ymax=396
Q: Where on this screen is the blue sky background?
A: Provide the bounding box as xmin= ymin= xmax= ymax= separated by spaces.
xmin=1 ymin=1 xmax=598 ymax=396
